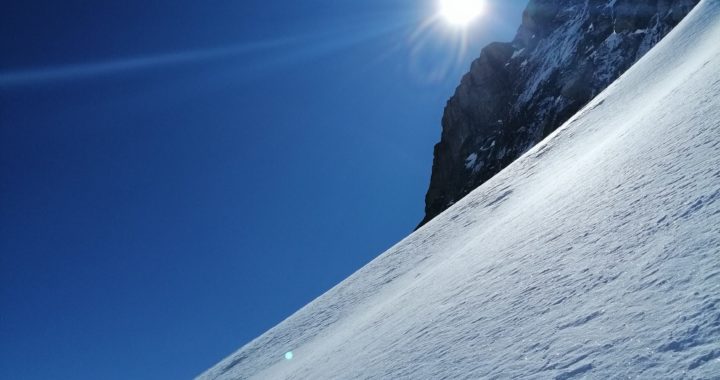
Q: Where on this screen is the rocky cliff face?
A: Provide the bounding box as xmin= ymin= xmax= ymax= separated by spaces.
xmin=420 ymin=0 xmax=698 ymax=227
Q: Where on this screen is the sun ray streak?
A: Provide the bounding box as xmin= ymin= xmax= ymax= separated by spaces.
xmin=0 ymin=37 xmax=303 ymax=87
xmin=0 ymin=20 xmax=413 ymax=88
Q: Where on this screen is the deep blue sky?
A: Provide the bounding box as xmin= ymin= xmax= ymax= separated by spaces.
xmin=0 ymin=1 xmax=528 ymax=378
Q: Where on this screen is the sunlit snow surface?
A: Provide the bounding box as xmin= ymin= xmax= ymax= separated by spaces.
xmin=200 ymin=1 xmax=720 ymax=378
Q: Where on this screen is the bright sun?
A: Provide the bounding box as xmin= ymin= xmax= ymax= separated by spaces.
xmin=439 ymin=0 xmax=485 ymax=26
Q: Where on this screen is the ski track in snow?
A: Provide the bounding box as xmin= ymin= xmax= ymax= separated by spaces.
xmin=200 ymin=1 xmax=720 ymax=379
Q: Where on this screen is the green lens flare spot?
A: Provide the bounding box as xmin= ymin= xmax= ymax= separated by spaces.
xmin=285 ymin=351 xmax=294 ymax=360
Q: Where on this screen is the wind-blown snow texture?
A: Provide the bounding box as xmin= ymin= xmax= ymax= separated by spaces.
xmin=201 ymin=1 xmax=720 ymax=378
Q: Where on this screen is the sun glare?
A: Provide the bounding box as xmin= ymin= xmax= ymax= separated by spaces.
xmin=439 ymin=0 xmax=485 ymax=26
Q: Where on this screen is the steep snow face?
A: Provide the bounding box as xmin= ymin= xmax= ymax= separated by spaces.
xmin=420 ymin=0 xmax=699 ymax=227
xmin=200 ymin=1 xmax=720 ymax=379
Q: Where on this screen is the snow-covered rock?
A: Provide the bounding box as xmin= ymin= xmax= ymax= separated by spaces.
xmin=199 ymin=1 xmax=720 ymax=378
xmin=420 ymin=0 xmax=699 ymax=227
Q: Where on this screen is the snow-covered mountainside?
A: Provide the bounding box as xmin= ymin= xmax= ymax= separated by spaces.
xmin=420 ymin=0 xmax=699 ymax=227
xmin=200 ymin=1 xmax=720 ymax=378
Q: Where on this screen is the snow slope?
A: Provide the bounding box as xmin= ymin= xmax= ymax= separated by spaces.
xmin=200 ymin=1 xmax=720 ymax=378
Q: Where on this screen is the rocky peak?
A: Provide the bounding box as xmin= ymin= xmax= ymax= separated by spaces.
xmin=419 ymin=0 xmax=698 ymax=227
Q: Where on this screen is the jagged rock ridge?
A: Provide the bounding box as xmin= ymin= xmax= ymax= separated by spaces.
xmin=420 ymin=0 xmax=699 ymax=226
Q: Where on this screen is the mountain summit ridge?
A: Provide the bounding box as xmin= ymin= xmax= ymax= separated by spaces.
xmin=420 ymin=0 xmax=699 ymax=226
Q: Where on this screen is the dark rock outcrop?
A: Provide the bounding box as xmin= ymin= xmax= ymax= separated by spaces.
xmin=420 ymin=0 xmax=698 ymax=227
